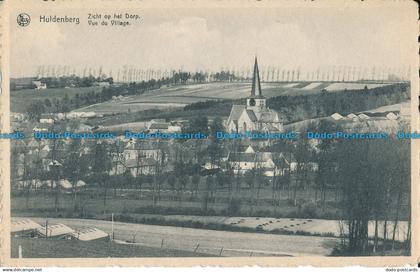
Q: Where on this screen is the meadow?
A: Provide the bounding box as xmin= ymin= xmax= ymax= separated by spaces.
xmin=11 ymin=236 xmax=211 ymax=258
xmin=11 ymin=86 xmax=103 ymax=113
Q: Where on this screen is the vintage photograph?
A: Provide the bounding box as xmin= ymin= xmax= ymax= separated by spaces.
xmin=2 ymin=0 xmax=417 ymax=263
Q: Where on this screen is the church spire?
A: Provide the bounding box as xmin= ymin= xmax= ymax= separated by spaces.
xmin=251 ymin=57 xmax=263 ymax=98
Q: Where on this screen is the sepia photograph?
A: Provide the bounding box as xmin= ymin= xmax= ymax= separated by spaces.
xmin=0 ymin=0 xmax=418 ymax=267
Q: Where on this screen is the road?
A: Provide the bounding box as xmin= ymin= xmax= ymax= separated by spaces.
xmin=20 ymin=217 xmax=338 ymax=257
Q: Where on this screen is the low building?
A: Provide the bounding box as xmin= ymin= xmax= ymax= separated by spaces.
xmin=70 ymin=227 xmax=109 ymax=241
xmin=346 ymin=113 xmax=358 ymax=120
xmin=39 ymin=114 xmax=55 ymax=124
xmin=33 ymin=80 xmax=47 ymax=90
xmin=330 ymin=113 xmax=344 ymax=120
xmin=36 ymin=223 xmax=74 ymax=239
xmin=32 ymin=123 xmax=50 ymax=132
xmin=148 ymin=123 xmax=169 ymax=133
xmin=386 ymin=112 xmax=398 ymax=120
xmin=11 ymin=218 xmax=41 ymax=237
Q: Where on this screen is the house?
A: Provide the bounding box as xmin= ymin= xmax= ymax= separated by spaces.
xmin=58 ymin=179 xmax=73 ymax=190
xmin=148 ymin=123 xmax=169 ymax=133
xmin=39 ymin=113 xmax=55 ymax=124
xmin=168 ymin=124 xmax=182 ymax=132
xmin=33 ymin=80 xmax=47 ymax=90
xmin=227 ymin=151 xmax=278 ymax=176
xmin=125 ymin=157 xmax=158 ymax=176
xmin=32 ymin=123 xmax=50 ymax=132
xmin=41 ymin=159 xmax=63 ymax=171
xmin=66 ymin=111 xmax=96 ymax=119
xmin=244 ymin=145 xmax=255 ymax=153
xmin=75 ymin=180 xmax=87 ymax=188
xmin=226 ymin=146 xmax=306 ymax=177
xmin=227 ymin=58 xmax=283 ymax=133
xmin=39 ymin=145 xmax=50 ymax=159
xmin=11 ymin=112 xmax=25 ymax=122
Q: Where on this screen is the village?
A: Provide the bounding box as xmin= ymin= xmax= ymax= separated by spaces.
xmin=10 ymin=59 xmax=411 ymax=258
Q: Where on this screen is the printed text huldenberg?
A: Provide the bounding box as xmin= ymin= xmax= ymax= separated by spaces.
xmin=40 ymin=15 xmax=80 ymax=24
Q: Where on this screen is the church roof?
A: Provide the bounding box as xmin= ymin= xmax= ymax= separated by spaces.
xmin=228 ymin=105 xmax=246 ymax=122
xmin=259 ymin=111 xmax=278 ymax=122
xmin=262 ymin=123 xmax=279 ymax=132
xmin=245 ymin=110 xmax=258 ymax=121
xmin=227 ymin=152 xmax=255 ymax=162
xmin=250 ymin=57 xmax=264 ymax=98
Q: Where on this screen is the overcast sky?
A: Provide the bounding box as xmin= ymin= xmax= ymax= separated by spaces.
xmin=10 ymin=4 xmax=416 ymax=77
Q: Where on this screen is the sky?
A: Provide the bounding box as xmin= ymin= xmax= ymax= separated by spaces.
xmin=10 ymin=4 xmax=417 ymax=78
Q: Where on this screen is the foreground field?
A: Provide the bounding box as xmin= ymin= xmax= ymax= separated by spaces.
xmin=11 ymin=188 xmax=344 ymax=220
xmin=11 ymin=236 xmax=212 ymax=258
xmin=13 ymin=217 xmax=338 ymax=257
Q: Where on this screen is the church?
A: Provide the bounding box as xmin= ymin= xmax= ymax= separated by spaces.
xmin=226 ymin=58 xmax=283 ymax=133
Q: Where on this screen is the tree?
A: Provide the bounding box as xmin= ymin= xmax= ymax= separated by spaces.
xmin=190 ymin=174 xmax=200 ymax=196
xmin=336 ymin=138 xmax=410 ymax=255
xmin=292 ymin=135 xmax=312 ymax=206
xmin=184 ymin=116 xmax=209 ymax=135
xmin=63 ymin=140 xmax=89 ymax=211
xmin=27 ymin=101 xmax=45 ymax=120
xmin=92 ymin=142 xmax=112 ymax=211
xmin=44 ymin=98 xmax=52 ymax=108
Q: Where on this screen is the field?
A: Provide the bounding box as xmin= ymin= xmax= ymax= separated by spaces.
xmin=11 ymin=86 xmax=103 ymax=113
xmin=11 ymin=187 xmax=344 ymax=220
xmin=12 ymin=217 xmax=338 ymax=257
xmin=75 ymin=82 xmax=392 ymax=114
xmin=11 ymin=81 xmax=393 ymax=114
xmin=11 ymin=236 xmax=212 ymax=258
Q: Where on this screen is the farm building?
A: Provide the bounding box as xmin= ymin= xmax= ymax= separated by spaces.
xmin=11 ymin=112 xmax=25 ymax=122
xmin=32 ymin=123 xmax=50 ymax=132
xmin=66 ymin=111 xmax=96 ymax=119
xmin=386 ymin=112 xmax=398 ymax=120
xmin=330 ymin=113 xmax=344 ymax=120
xmin=36 ymin=223 xmax=74 ymax=239
xmin=346 ymin=113 xmax=358 ymax=120
xmin=39 ymin=113 xmax=55 ymax=124
xmin=33 ymin=80 xmax=47 ymax=90
xmin=70 ymin=227 xmax=109 ymax=241
xmin=11 ymin=219 xmax=41 ymax=237
xmin=227 ymin=58 xmax=283 ymax=133
xmin=358 ymin=113 xmax=370 ymax=120
xmin=148 ymin=123 xmax=169 ymax=133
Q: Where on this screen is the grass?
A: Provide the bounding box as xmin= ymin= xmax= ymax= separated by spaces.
xmin=11 ymin=86 xmax=103 ymax=113
xmin=11 ymin=236 xmax=213 ymax=258
xmin=11 ymin=187 xmax=346 ymax=220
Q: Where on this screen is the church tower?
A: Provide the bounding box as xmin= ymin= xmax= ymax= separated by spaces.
xmin=246 ymin=57 xmax=266 ymax=112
